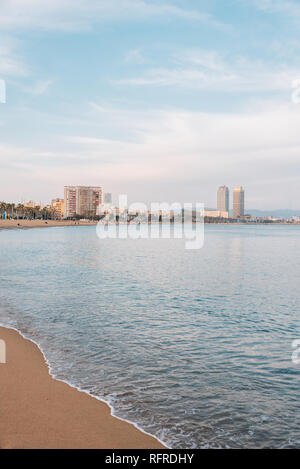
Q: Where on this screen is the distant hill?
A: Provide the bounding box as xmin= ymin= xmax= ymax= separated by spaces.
xmin=171 ymin=208 xmax=300 ymax=219
xmin=232 ymin=209 xmax=300 ymax=218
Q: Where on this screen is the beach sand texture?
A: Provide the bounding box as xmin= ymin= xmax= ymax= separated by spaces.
xmin=0 ymin=326 xmax=165 ymax=449
xmin=0 ymin=219 xmax=97 ymax=230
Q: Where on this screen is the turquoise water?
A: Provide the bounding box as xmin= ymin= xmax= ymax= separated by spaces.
xmin=0 ymin=224 xmax=299 ymax=448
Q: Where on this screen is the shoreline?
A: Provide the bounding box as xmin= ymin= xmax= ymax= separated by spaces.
xmin=0 ymin=219 xmax=98 ymax=230
xmin=0 ymin=325 xmax=166 ymax=449
xmin=0 ymin=219 xmax=299 ymax=232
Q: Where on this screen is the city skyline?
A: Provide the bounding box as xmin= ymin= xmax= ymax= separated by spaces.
xmin=0 ymin=1 xmax=300 ymax=209
xmin=2 ymin=182 xmax=300 ymax=224
xmin=4 ymin=182 xmax=300 ymax=218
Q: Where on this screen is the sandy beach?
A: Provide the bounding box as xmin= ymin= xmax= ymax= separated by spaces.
xmin=0 ymin=219 xmax=98 ymax=230
xmin=0 ymin=326 xmax=165 ymax=449
xmin=0 ymin=219 xmax=296 ymax=231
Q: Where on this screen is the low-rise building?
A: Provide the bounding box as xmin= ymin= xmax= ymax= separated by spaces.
xmin=51 ymin=198 xmax=65 ymax=219
xmin=204 ymin=210 xmax=229 ymax=218
xmin=23 ymin=201 xmax=44 ymax=209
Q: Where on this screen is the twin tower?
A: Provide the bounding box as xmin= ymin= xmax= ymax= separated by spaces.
xmin=217 ymin=186 xmax=245 ymax=219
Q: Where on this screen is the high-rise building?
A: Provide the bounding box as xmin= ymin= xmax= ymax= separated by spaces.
xmin=217 ymin=186 xmax=229 ymax=212
xmin=64 ymin=186 xmax=103 ymax=218
xmin=233 ymin=186 xmax=245 ymax=218
xmin=104 ymin=192 xmax=112 ymax=205
xmin=64 ymin=186 xmax=77 ymax=218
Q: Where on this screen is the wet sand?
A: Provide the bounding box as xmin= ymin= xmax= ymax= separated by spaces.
xmin=0 ymin=326 xmax=165 ymax=449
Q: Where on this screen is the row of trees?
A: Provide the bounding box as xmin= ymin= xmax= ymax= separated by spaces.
xmin=0 ymin=201 xmax=54 ymax=220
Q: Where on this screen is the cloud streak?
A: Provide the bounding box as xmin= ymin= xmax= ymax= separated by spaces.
xmin=0 ymin=38 xmax=28 ymax=76
xmin=241 ymin=0 xmax=300 ymax=27
xmin=1 ymin=100 xmax=300 ymax=208
xmin=0 ymin=0 xmax=228 ymax=31
xmin=115 ymin=49 xmax=300 ymax=93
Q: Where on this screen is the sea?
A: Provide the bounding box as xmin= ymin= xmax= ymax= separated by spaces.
xmin=0 ymin=224 xmax=299 ymax=448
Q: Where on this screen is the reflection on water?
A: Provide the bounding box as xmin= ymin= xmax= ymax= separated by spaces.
xmin=0 ymin=225 xmax=299 ymax=448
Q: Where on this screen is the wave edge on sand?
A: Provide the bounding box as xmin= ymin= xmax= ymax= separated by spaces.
xmin=0 ymin=324 xmax=167 ymax=449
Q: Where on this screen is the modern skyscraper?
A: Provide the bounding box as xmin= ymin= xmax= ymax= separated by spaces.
xmin=217 ymin=186 xmax=229 ymax=212
xmin=233 ymin=186 xmax=245 ymax=218
xmin=64 ymin=186 xmax=103 ymax=218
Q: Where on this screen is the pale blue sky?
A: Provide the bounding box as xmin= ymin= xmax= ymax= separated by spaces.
xmin=1 ymin=0 xmax=300 ymax=209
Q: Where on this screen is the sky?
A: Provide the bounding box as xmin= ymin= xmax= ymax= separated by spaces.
xmin=0 ymin=0 xmax=300 ymax=210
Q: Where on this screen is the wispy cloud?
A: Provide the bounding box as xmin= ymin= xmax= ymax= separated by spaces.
xmin=26 ymin=79 xmax=53 ymax=96
xmin=244 ymin=0 xmax=300 ymax=23
xmin=115 ymin=49 xmax=300 ymax=93
xmin=2 ymin=100 xmax=300 ymax=207
xmin=0 ymin=38 xmax=28 ymax=76
xmin=0 ymin=0 xmax=228 ymax=31
xmin=124 ymin=49 xmax=146 ymax=65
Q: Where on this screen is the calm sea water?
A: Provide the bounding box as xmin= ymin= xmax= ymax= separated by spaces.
xmin=0 ymin=224 xmax=299 ymax=448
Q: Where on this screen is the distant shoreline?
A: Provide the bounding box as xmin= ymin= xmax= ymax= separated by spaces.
xmin=0 ymin=219 xmax=98 ymax=230
xmin=0 ymin=219 xmax=299 ymax=231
